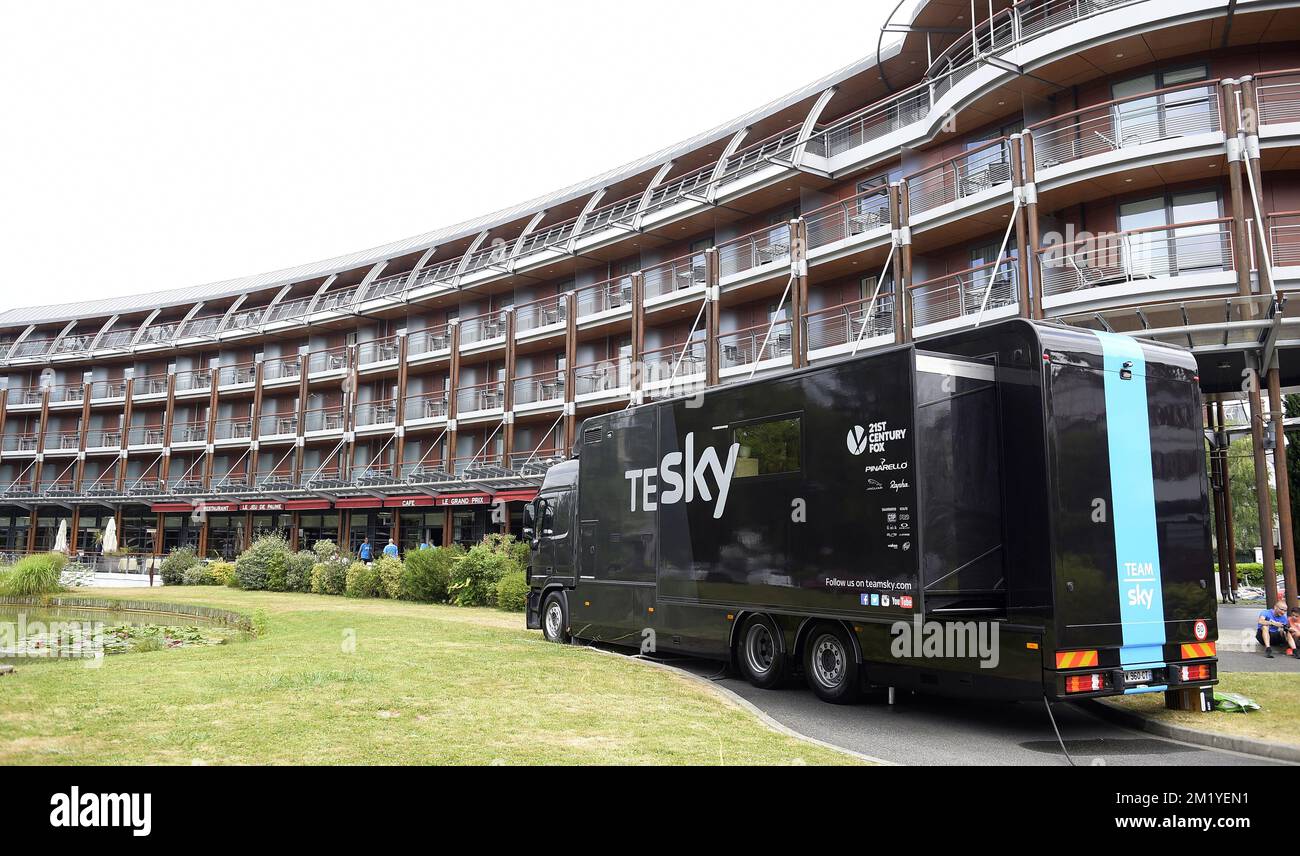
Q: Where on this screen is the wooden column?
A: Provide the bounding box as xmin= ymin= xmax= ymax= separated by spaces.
xmin=1221 ymin=79 xmax=1253 ymax=297
xmin=115 ymin=370 xmax=135 ymax=493
xmin=340 ymin=343 xmax=360 ymax=483
xmin=446 ymin=319 xmax=462 ymax=473
xmin=73 ymin=372 xmax=92 ymax=492
xmin=31 ymin=385 xmax=50 ymax=492
xmin=394 ymin=330 xmax=410 ymax=478
xmin=202 ymin=358 xmax=220 ymax=489
xmin=442 ymin=508 xmax=453 ymax=547
xmin=1216 ymin=400 xmax=1239 ymax=592
xmin=1248 ymin=370 xmax=1277 ymax=607
xmin=292 ymin=345 xmax=310 ymax=486
xmin=1010 ymin=134 xmax=1031 ymax=317
xmin=891 ymin=182 xmax=911 ymax=343
xmin=788 ymin=219 xmax=809 ymax=368
xmin=562 ymin=293 xmax=577 ymax=454
xmin=247 ymin=354 xmax=266 ymax=488
xmin=501 ymin=309 xmax=516 ymax=467
xmin=1241 ymin=76 xmax=1272 ymax=294
xmin=630 ymin=272 xmax=646 ymax=406
xmin=705 ymin=248 xmax=721 ymax=387
xmin=158 ymin=365 xmax=178 ymax=488
xmin=1023 ymin=132 xmax=1043 ymax=319
xmin=1268 ymin=367 xmax=1299 ymax=609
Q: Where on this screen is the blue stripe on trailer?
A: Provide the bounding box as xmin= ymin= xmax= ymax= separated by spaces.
xmin=1123 ymin=685 xmax=1168 ymax=695
xmin=1095 ymin=332 xmax=1168 ymax=670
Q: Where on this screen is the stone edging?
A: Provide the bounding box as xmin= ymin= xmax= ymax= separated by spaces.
xmin=0 ymin=595 xmax=255 ymax=633
xmin=1083 ymin=698 xmax=1300 ymax=764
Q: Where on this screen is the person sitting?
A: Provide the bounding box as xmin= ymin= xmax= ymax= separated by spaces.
xmin=1256 ymin=602 xmax=1299 ymax=659
xmin=383 ymin=538 xmax=399 ymax=559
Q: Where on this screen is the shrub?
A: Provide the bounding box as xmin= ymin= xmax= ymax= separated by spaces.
xmin=285 ymin=551 xmax=316 ymax=593
xmin=374 ymin=556 xmax=404 ymax=599
xmin=235 ymin=535 xmax=292 ymax=591
xmin=495 ymin=571 xmax=529 ymax=612
xmin=210 ymin=561 xmax=237 ymax=587
xmin=181 ymin=564 xmax=217 ymax=586
xmin=345 ymin=561 xmax=381 ymax=598
xmin=160 ymin=546 xmax=200 ymax=586
xmin=1219 ymin=562 xmax=1283 ymax=587
xmin=311 ymin=556 xmax=350 ymax=595
xmin=481 ymin=532 xmax=529 ymax=574
xmin=401 ymin=545 xmax=461 ymax=603
xmin=312 ymin=539 xmax=338 ymax=562
xmin=0 ymin=553 xmax=67 ymax=596
xmin=449 ymin=544 xmax=512 ymax=607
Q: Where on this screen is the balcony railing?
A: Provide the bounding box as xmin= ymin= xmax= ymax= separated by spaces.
xmin=644 ymin=253 xmax=707 ymax=299
xmin=715 ymin=125 xmax=803 ymax=184
xmin=6 ymin=386 xmax=44 ymax=406
xmin=575 ymin=194 xmax=641 ymax=238
xmin=1038 ymin=219 xmax=1235 ymax=296
xmin=213 ymin=418 xmax=253 ymax=441
xmin=2 ymin=433 xmax=40 ymax=452
xmin=86 ymin=429 xmax=122 ymax=449
xmin=138 ymin=322 xmax=179 ymax=346
xmin=408 ymin=324 xmax=451 ymax=357
xmin=804 ymin=294 xmax=896 ymax=353
xmin=217 ymin=362 xmax=257 ymax=387
xmin=307 ymin=346 xmax=350 ymax=374
xmin=174 ymin=369 xmax=212 ymax=392
xmin=719 ymin=320 xmax=793 ymax=370
xmin=462 ymin=242 xmax=512 ymax=276
xmin=1029 ymin=79 xmax=1220 ymax=170
xmin=404 ymin=391 xmax=448 ymax=422
xmin=813 ymin=84 xmax=930 ymax=160
xmin=258 ymin=413 xmax=299 ymax=438
xmin=928 ymin=9 xmax=1016 ymax=101
xmin=10 ymin=338 xmax=55 ymax=359
xmin=907 ymin=137 xmax=1015 ymax=216
xmin=171 ymin=420 xmax=209 ymax=444
xmin=355 ymin=399 xmax=397 ymax=428
xmin=1254 ymin=68 xmax=1300 ymax=126
xmin=357 ymin=336 xmax=400 ymax=365
xmin=303 ymin=406 xmax=346 ymax=433
xmin=49 ymin=383 xmax=85 ymax=404
xmin=314 ymin=286 xmax=360 ymax=313
xmin=90 ymin=379 xmax=127 ymax=400
xmin=265 ymin=296 xmax=313 ymax=324
xmin=263 ymin=356 xmax=302 ymax=381
xmin=1268 ymin=211 xmax=1300 ymax=268
xmin=513 ymin=370 xmax=565 ymax=406
xmin=574 ymin=358 xmax=631 ymax=395
xmin=127 ymin=425 xmax=166 ymax=447
xmin=183 ymin=314 xmax=223 ymax=337
xmin=459 ymin=311 xmax=509 ymax=346
xmin=908 ymin=259 xmax=1019 ymax=328
xmin=515 ymin=293 xmax=568 ymax=332
xmin=642 ymin=339 xmax=706 ymax=384
xmin=44 ymin=430 xmax=82 ymax=450
xmin=133 ymin=374 xmax=169 ymax=396
xmin=1017 ymin=0 xmax=1134 ymax=38
xmin=643 ymin=164 xmax=715 ymax=216
xmin=717 ymin=226 xmax=790 ymax=280
xmin=456 ymin=381 xmax=505 ymax=413
xmin=805 ymin=186 xmax=892 ymax=250
xmin=576 ymin=276 xmax=633 ymax=317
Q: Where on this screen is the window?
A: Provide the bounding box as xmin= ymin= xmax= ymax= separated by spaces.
xmin=733 ymin=415 xmax=801 ymax=478
xmin=1119 ymin=188 xmax=1225 ymax=276
xmin=1111 ymin=65 xmax=1211 ymax=145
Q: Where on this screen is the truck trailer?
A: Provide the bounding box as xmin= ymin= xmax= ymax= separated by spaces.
xmin=524 ymin=319 xmax=1219 ymax=705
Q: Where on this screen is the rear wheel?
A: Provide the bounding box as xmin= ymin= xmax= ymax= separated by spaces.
xmin=737 ymin=614 xmax=788 ymax=689
xmin=541 ymin=592 xmax=569 ymax=644
xmin=803 ymin=623 xmax=861 ymax=704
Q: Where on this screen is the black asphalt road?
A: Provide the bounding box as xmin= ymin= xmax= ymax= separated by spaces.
xmin=656 ymin=656 xmax=1276 ymax=766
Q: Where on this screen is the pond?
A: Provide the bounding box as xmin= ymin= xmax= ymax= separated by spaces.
xmin=0 ymin=605 xmax=245 ymax=662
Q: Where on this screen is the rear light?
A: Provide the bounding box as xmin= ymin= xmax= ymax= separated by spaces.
xmin=1064 ymin=673 xmax=1105 ymax=693
xmin=1180 ymin=664 xmax=1212 ymax=681
xmin=1181 ymin=642 xmax=1216 ymax=659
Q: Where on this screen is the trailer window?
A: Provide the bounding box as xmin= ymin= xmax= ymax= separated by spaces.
xmin=733 ymin=416 xmax=801 ymax=478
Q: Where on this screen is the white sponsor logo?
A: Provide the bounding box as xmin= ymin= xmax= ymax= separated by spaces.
xmin=50 ymin=787 xmax=152 ymax=837
xmin=625 ymin=432 xmax=739 ymax=519
xmin=847 ymin=425 xmax=869 ymax=455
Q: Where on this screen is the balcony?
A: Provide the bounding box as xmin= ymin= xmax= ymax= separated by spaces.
xmin=1269 ymin=212 xmax=1300 ymax=274
xmin=805 ymin=186 xmax=892 ymax=253
xmin=644 ymin=253 xmax=707 ymax=300
xmin=2 ymin=433 xmax=39 ymax=452
xmin=217 ymin=362 xmax=257 ymax=387
xmin=404 ymin=391 xmax=449 ymax=422
xmin=459 ymin=311 xmax=509 ymax=347
xmin=515 ymin=293 xmax=567 ymax=332
xmin=1254 ymin=69 xmax=1300 ymax=128
xmin=1039 ymin=219 xmax=1236 ymax=309
xmin=512 ymin=370 xmax=565 ymax=407
xmin=455 ymin=381 xmax=505 ymax=415
xmin=804 ymin=294 xmax=896 ymax=358
xmin=1030 ymin=79 xmax=1221 ymax=173
xmin=908 ymin=259 xmax=1020 ymax=334
xmin=573 ymin=358 xmax=630 ymax=398
xmin=49 ymin=383 xmax=85 ymax=405
xmin=263 ymin=356 xmax=302 ymax=382
xmin=127 ymin=425 xmax=166 ymax=447
xmin=175 ymin=368 xmax=213 ymax=393
xmin=171 ymin=420 xmax=209 ymax=444
xmin=355 ymin=399 xmax=397 ymax=429
xmin=314 ymin=286 xmax=360 ymax=314
xmin=407 ymin=325 xmax=451 ymax=358
xmin=213 ymin=418 xmax=253 ymax=442
xmin=90 ymin=379 xmax=127 ymax=400
xmin=358 ymin=336 xmax=400 ymax=366
xmin=259 ymin=413 xmax=299 ymax=438
xmin=642 ymin=340 xmax=705 ymax=392
xmin=86 ymin=429 xmax=122 ymax=450
xmin=44 ymin=430 xmax=83 ymax=451
xmin=265 ymin=296 xmax=314 ymax=324
xmin=717 ymin=226 xmax=790 ymax=282
xmin=906 ymin=137 xmax=1015 ymax=220
xmin=183 ymin=314 xmax=224 ymax=337
xmin=303 ymin=406 xmax=346 ymax=434
xmin=813 ymin=84 xmax=930 ymax=162
xmin=576 ymin=276 xmax=633 ymax=319
xmin=307 ymin=346 xmax=350 ymax=374
xmin=6 ymin=386 xmax=44 ymax=406
xmin=134 ymin=374 xmax=169 ymax=397
xmin=719 ymin=320 xmax=793 ymax=374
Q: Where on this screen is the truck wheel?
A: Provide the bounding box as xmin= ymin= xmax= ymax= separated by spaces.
xmin=541 ymin=592 xmax=569 ymax=644
xmin=738 ymin=615 xmax=787 ymax=689
xmin=803 ymin=624 xmax=861 ymax=704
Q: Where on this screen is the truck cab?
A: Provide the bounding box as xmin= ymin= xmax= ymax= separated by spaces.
xmin=524 ymin=459 xmax=577 ymax=634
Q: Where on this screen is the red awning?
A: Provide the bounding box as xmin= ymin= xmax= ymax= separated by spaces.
xmin=494 ymin=489 xmax=539 ymax=503
xmin=432 ymin=492 xmax=492 ymax=507
xmin=150 ymin=503 xmax=197 ymax=513
xmin=284 ymin=499 xmax=333 ymax=511
xmin=334 ymin=497 xmax=383 ymax=509
xmin=383 ymin=496 xmax=436 ymax=508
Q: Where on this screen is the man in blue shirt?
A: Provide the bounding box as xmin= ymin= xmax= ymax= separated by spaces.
xmin=418 ymin=541 xmax=431 ymax=551
xmin=383 ymin=538 xmax=399 ymax=559
xmin=1257 ymin=601 xmax=1298 ymax=659
xmin=358 ymin=537 xmax=373 ymax=564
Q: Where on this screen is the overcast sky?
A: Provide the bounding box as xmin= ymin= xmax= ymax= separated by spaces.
xmin=0 ymin=1 xmax=892 ymax=313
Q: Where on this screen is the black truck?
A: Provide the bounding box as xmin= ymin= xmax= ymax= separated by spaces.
xmin=524 ymin=319 xmax=1219 ymax=705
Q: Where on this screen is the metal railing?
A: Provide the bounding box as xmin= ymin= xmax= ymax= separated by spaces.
xmin=126 ymin=425 xmax=166 ymax=446
xmin=357 ymin=336 xmax=400 ymax=365
xmin=812 ymin=84 xmax=931 ymax=159
xmin=906 ymin=137 xmax=1015 ymax=216
xmin=805 ymin=186 xmax=892 ymax=250
xmin=171 ymin=420 xmax=209 ymax=444
xmin=404 ymin=391 xmax=448 ymax=422
xmin=576 ymin=276 xmax=633 ymax=316
xmin=175 ymin=369 xmax=212 ymax=392
xmin=6 ymin=386 xmax=44 ymax=406
xmin=49 ymin=383 xmax=85 ymax=404
xmin=86 ymin=429 xmax=122 ymax=449
xmin=642 ymin=340 xmax=705 ymax=383
xmin=908 ymin=259 xmax=1019 ymax=328
xmin=573 ymin=358 xmax=631 ymax=395
xmin=133 ymin=374 xmax=169 ymax=396
xmin=458 ymin=311 xmax=509 ymax=346
xmin=716 ymin=125 xmax=803 ymax=183
xmin=804 ymin=295 xmax=896 ymax=352
xmin=717 ymin=226 xmax=790 ymax=279
xmin=212 ymin=418 xmax=253 ymax=441
xmin=515 ymin=293 xmax=567 ymax=331
xmin=90 ymin=379 xmax=127 ymax=400
xmin=314 ymin=286 xmax=360 ymax=313
xmin=258 ymin=413 xmax=299 ymax=437
xmin=355 ymin=399 xmax=397 ymax=428
xmin=1255 ymin=68 xmax=1300 ymax=126
xmin=263 ymin=356 xmax=302 ymax=381
xmin=1038 ymin=219 xmax=1235 ymax=296
xmin=408 ymin=324 xmax=452 ymax=357
xmin=44 ymin=430 xmax=82 ymax=450
xmin=643 ymin=253 xmax=707 ymax=298
xmin=719 ymin=320 xmax=793 ymax=370
xmin=1268 ymin=211 xmax=1300 ymax=268
xmin=455 ymin=380 xmax=505 ymax=413
xmin=303 ymin=406 xmax=346 ymax=433
xmin=2 ymin=432 xmax=40 ymax=452
xmin=1029 ymin=80 xmax=1220 ymax=169
xmin=307 ymin=346 xmax=349 ymax=374
xmin=217 ymin=362 xmax=257 ymax=387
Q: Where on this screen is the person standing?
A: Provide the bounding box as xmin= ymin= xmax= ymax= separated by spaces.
xmin=359 ymin=537 xmax=373 ymax=565
xmin=383 ymin=538 xmax=399 ymax=559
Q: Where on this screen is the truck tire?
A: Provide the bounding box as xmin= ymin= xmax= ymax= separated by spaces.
xmin=541 ymin=592 xmax=569 ymax=644
xmin=803 ymin=623 xmax=861 ymax=704
xmin=737 ymin=614 xmax=788 ymax=689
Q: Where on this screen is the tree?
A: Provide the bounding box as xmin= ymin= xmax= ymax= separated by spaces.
xmin=1225 ymin=435 xmax=1272 ymax=554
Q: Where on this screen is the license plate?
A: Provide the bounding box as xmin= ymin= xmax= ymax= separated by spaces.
xmin=1123 ymin=669 xmax=1154 ymax=684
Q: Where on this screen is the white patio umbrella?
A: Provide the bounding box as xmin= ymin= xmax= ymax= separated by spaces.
xmin=52 ymin=519 xmax=68 ymax=553
xmin=101 ymin=518 xmax=118 ymax=554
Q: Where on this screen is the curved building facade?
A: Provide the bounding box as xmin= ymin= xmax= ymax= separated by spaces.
xmin=3 ymin=0 xmax=1300 ymax=578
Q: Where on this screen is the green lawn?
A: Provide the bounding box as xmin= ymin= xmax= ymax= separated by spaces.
xmin=0 ymin=587 xmax=860 ymax=765
xmin=1105 ymin=673 xmax=1300 ymax=747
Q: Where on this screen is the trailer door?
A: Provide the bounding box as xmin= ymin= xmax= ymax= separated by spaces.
xmin=914 ymin=352 xmax=1006 ymax=617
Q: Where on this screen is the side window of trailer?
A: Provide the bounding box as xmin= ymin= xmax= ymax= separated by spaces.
xmin=733 ymin=415 xmax=801 ymax=478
